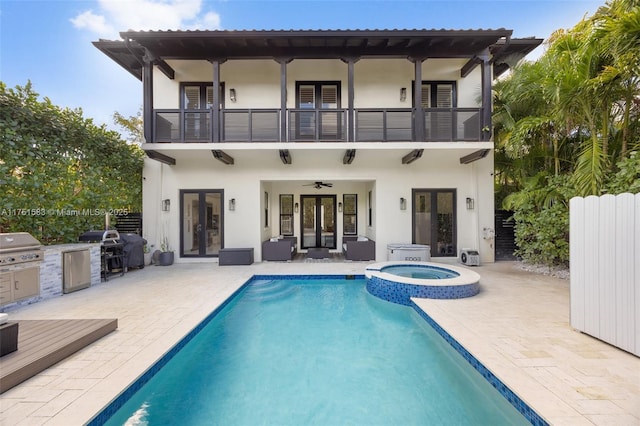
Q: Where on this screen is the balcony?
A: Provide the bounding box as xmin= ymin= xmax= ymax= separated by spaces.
xmin=153 ymin=108 xmax=482 ymax=143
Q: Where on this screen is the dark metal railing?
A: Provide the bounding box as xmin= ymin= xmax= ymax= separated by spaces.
xmin=287 ymin=109 xmax=347 ymax=142
xmin=153 ymin=107 xmax=482 ymax=143
xmin=423 ymin=108 xmax=481 ymax=142
xmin=222 ymin=109 xmax=280 ymax=142
xmin=355 ymin=109 xmax=413 ymax=141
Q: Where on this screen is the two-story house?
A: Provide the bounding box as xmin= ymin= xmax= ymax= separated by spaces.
xmin=94 ymin=29 xmax=541 ymax=263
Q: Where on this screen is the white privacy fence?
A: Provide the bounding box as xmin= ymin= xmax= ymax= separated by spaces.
xmin=570 ymin=193 xmax=640 ymax=356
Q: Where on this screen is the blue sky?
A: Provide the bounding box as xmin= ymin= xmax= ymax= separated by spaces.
xmin=1 ymin=0 xmax=604 ymax=133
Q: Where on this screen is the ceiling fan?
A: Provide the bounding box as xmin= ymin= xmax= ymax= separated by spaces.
xmin=303 ymin=181 xmax=333 ymax=189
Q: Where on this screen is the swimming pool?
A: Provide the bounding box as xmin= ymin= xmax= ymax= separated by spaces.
xmin=92 ymin=276 xmax=543 ymax=425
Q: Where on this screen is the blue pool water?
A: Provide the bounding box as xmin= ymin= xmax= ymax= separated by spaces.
xmin=103 ymin=278 xmax=528 ymax=425
xmin=381 ymin=264 xmax=460 ymax=279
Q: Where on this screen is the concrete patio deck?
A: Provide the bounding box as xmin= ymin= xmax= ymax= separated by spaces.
xmin=0 ymin=261 xmax=638 ymax=425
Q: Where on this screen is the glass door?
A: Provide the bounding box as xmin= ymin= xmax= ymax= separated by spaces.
xmin=180 ymin=190 xmax=224 ymax=257
xmin=296 ymin=82 xmax=340 ymax=140
xmin=418 ymin=82 xmax=454 ymax=141
xmin=181 ymin=83 xmax=224 ymax=141
xmin=301 ymin=195 xmax=336 ymax=249
xmin=412 ymin=189 xmax=456 ymax=257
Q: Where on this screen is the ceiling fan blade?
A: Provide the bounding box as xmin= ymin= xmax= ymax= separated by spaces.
xmin=303 ymin=181 xmax=333 ymax=188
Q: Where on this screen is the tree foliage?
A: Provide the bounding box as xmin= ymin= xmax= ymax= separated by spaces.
xmin=495 ymin=0 xmax=640 ymax=266
xmin=113 ymin=107 xmax=144 ymax=145
xmin=0 ymin=82 xmax=144 ymax=244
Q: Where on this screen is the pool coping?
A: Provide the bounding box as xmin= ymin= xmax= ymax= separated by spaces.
xmin=365 ymin=261 xmax=481 ymax=287
xmin=409 ymin=299 xmax=548 ymax=426
xmin=88 ymin=273 xmax=547 ymax=426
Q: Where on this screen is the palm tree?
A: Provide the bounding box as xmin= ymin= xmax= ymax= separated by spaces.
xmin=592 ymin=0 xmax=640 ymax=159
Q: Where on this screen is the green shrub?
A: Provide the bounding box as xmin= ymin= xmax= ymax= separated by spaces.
xmin=504 ymin=174 xmax=573 ymax=267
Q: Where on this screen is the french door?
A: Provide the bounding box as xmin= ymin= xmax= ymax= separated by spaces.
xmin=296 ymin=81 xmax=341 ymax=140
xmin=301 ymin=195 xmax=336 ymax=249
xmin=180 ymin=190 xmax=224 ymax=257
xmin=412 ymin=189 xmax=456 ymax=257
xmin=416 ymin=81 xmax=455 ymax=141
xmin=181 ymin=83 xmax=224 ymax=141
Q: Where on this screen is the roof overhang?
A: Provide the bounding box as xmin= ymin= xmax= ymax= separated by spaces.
xmin=94 ymin=29 xmax=541 ymax=80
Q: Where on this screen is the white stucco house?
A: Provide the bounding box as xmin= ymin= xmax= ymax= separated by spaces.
xmin=94 ymin=29 xmax=541 ymax=263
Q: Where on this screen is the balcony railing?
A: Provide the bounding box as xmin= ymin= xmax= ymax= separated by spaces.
xmin=222 ymin=109 xmax=280 ymax=142
xmin=355 ymin=109 xmax=413 ymax=141
xmin=424 ymin=108 xmax=481 ymax=142
xmin=288 ymin=109 xmax=347 ymax=142
xmin=153 ymin=108 xmax=482 ymax=143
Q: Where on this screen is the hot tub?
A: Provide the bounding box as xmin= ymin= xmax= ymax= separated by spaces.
xmin=387 ymin=243 xmax=430 ymax=261
xmin=365 ymin=261 xmax=480 ymax=305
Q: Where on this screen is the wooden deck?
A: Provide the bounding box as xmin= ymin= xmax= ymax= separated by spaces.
xmin=0 ymin=319 xmax=117 ymax=393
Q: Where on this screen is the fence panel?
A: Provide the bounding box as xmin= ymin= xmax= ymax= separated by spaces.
xmin=570 ymin=193 xmax=639 ymax=356
xmin=569 ymin=197 xmax=585 ymax=330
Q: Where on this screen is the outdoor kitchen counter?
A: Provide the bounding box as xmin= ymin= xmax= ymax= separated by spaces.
xmin=39 ymin=244 xmax=101 ymax=301
xmin=1 ymin=242 xmax=101 ymax=311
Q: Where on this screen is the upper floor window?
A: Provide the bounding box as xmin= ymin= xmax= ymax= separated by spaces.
xmin=294 ymin=81 xmax=342 ymax=140
xmin=296 ymin=82 xmax=340 ymax=109
xmin=415 ymin=82 xmax=456 ymax=109
xmin=181 ymin=83 xmax=224 ymax=110
xmin=416 ymin=82 xmax=456 ymax=141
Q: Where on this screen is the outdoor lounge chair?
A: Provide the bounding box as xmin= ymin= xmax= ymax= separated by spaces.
xmin=342 ymin=236 xmax=375 ymax=261
xmin=262 ymin=236 xmax=298 ymax=261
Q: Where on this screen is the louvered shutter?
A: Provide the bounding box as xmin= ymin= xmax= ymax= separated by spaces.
xmin=184 ymin=86 xmax=201 ymax=109
xmin=321 ymin=85 xmax=339 ymax=138
xmin=321 ymin=85 xmax=338 ymax=109
xmin=421 ymin=85 xmax=431 ymax=108
xmin=436 ymin=85 xmax=452 ymax=108
xmin=299 ymin=85 xmax=315 ymax=109
xmin=206 ymin=86 xmax=214 ymax=109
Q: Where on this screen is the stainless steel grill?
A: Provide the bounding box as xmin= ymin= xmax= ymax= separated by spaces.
xmin=1 ymin=232 xmax=44 ymax=307
xmin=0 ymin=232 xmax=44 ymax=266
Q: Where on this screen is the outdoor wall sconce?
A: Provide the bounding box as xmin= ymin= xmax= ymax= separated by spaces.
xmin=229 ymin=88 xmax=236 ymax=102
xmin=229 ymin=198 xmax=236 ymax=211
xmin=162 ymin=199 xmax=170 ymax=212
xmin=400 ymin=87 xmax=407 ymax=102
xmin=338 ymin=202 xmax=343 ymax=213
xmin=294 ymin=202 xmax=299 ymax=213
xmin=466 ymin=197 xmax=475 ymax=210
xmin=400 ymin=197 xmax=407 ymax=210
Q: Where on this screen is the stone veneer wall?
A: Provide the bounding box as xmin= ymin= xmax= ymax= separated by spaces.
xmin=40 ymin=243 xmax=101 ymax=299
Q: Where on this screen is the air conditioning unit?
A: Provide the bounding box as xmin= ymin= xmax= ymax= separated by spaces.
xmin=459 ymin=249 xmax=480 ymax=266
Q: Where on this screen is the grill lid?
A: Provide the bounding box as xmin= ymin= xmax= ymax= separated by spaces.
xmin=78 ymin=230 xmax=120 ymax=243
xmin=0 ymin=232 xmax=42 ymax=253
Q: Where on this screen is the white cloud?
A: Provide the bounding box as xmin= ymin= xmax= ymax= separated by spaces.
xmin=70 ymin=10 xmax=115 ymax=37
xmin=71 ymin=0 xmax=222 ymax=38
